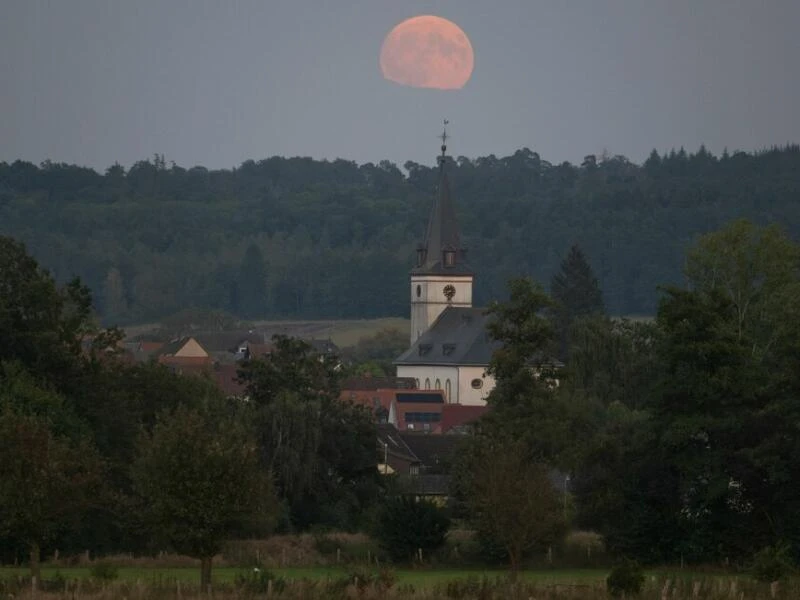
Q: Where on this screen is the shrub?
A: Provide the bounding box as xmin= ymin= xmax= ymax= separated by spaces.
xmin=606 ymin=559 xmax=645 ymax=597
xmin=374 ymin=495 xmax=450 ymax=563
xmin=752 ymin=543 xmax=792 ymax=583
xmin=90 ymin=561 xmax=119 ymax=581
xmin=328 ymin=566 xmax=396 ymax=593
xmin=442 ymin=575 xmax=493 ymax=599
xmin=313 ymin=533 xmax=339 ymax=556
xmin=234 ymin=568 xmax=287 ymax=594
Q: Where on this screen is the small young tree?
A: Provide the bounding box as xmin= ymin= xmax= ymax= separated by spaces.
xmin=132 ymin=404 xmax=275 ymax=588
xmin=375 ymin=495 xmax=450 ymax=563
xmin=462 ymin=437 xmax=565 ymax=578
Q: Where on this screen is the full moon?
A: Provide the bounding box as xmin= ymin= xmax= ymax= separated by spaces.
xmin=380 ymin=15 xmax=474 ymax=90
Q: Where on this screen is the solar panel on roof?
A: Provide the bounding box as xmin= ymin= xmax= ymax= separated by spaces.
xmin=396 ymin=392 xmax=444 ymax=403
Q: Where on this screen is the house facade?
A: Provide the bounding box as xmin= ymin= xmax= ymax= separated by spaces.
xmin=395 ymin=131 xmax=497 ymax=406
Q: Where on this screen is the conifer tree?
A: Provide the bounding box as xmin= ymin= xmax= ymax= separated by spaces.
xmin=550 ymin=244 xmax=604 ymax=359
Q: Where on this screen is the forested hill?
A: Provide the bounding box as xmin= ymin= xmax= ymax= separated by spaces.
xmin=2 ymin=146 xmax=800 ymax=324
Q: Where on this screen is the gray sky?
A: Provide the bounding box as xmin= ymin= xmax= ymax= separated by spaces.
xmin=2 ymin=0 xmax=799 ymax=171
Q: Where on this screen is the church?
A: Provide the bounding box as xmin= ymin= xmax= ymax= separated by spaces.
xmin=394 ymin=130 xmax=498 ymax=406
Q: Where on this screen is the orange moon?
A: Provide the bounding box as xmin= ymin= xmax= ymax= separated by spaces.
xmin=380 ymin=15 xmax=474 ymax=90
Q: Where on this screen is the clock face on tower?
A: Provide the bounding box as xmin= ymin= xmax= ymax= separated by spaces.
xmin=443 ymin=284 xmax=456 ymax=301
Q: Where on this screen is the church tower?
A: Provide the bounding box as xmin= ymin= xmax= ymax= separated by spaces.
xmin=410 ymin=122 xmax=473 ymax=345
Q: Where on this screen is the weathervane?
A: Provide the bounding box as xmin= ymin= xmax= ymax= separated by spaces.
xmin=439 ymin=119 xmax=449 ymax=163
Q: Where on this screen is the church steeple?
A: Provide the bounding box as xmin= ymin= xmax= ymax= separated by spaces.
xmin=413 ymin=120 xmax=472 ymax=276
xmin=409 ymin=121 xmax=474 ymax=345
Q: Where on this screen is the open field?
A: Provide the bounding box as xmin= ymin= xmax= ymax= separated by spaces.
xmin=123 ymin=317 xmax=410 ymax=348
xmin=252 ymin=317 xmax=410 ymax=348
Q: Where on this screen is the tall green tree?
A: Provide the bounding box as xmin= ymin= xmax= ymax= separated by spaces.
xmin=238 ymin=336 xmax=379 ymax=530
xmin=132 ymin=404 xmax=275 ymax=588
xmin=550 ymin=244 xmax=604 ymax=359
xmin=482 ymin=278 xmax=569 ymax=462
xmin=565 ymin=316 xmax=660 ymax=410
xmin=0 ymin=236 xmax=93 ymax=390
xmin=649 ymin=220 xmax=800 ymax=562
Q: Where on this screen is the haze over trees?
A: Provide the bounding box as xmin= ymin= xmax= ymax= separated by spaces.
xmin=2 ymin=146 xmax=800 ymax=324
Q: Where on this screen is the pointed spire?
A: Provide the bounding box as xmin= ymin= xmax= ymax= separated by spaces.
xmin=413 ymin=120 xmax=472 ymax=275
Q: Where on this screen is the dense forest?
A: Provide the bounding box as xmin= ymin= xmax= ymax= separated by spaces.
xmin=2 ymin=145 xmax=800 ymax=324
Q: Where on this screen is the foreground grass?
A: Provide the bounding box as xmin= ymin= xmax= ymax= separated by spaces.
xmin=0 ymin=566 xmax=606 ymax=586
xmin=2 ymin=567 xmax=798 ymax=600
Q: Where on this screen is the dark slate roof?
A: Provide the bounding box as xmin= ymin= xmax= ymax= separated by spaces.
xmin=394 ymin=306 xmax=499 ymax=366
xmin=411 ymin=153 xmax=472 ymax=276
xmin=192 ymin=331 xmax=264 ymax=353
xmin=377 ymin=424 xmax=419 ymax=464
xmin=399 ymin=432 xmax=461 ymax=470
xmin=306 ymin=338 xmax=339 ymax=355
xmin=398 ymin=474 xmax=451 ymax=496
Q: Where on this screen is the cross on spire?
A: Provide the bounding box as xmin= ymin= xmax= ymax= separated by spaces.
xmin=439 ymin=119 xmax=449 ymax=163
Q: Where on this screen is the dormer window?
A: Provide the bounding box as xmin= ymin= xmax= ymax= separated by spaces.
xmin=419 ymin=344 xmax=432 ymax=356
xmin=443 ymin=249 xmax=456 ymax=267
xmin=442 ymin=343 xmax=456 ymax=356
xmin=417 ymin=246 xmax=427 ymax=267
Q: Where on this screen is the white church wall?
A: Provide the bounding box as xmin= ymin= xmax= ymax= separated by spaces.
xmin=457 ymin=366 xmax=495 ymax=406
xmin=410 ymin=275 xmax=473 ymax=344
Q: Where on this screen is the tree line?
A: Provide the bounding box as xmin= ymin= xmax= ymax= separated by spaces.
xmin=2 ymin=145 xmax=800 ymax=324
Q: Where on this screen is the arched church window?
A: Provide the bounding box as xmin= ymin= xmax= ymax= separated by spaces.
xmin=435 ymin=378 xmax=441 ymax=390
xmin=445 ymin=379 xmax=452 ymax=403
xmin=415 ymin=378 xmax=420 ymax=388
xmin=424 ymin=378 xmax=431 ymax=390
xmin=416 ymin=284 xmax=421 ymax=298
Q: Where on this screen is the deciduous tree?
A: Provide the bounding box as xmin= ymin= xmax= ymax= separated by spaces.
xmin=132 ymin=404 xmax=275 ymax=588
xmin=461 ymin=438 xmax=564 ymax=577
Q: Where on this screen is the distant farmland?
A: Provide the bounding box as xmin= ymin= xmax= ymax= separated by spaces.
xmin=124 ymin=318 xmax=410 ymax=349
xmin=252 ymin=318 xmax=410 ymax=348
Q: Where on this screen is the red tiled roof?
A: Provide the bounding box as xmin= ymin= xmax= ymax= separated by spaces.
xmin=157 ymin=355 xmax=213 ymax=367
xmin=139 ymin=341 xmax=164 ymax=354
xmin=441 ymin=404 xmax=488 ymax=433
xmin=246 ymin=343 xmax=274 ymax=358
xmin=214 ymin=364 xmax=247 ymax=397
xmin=340 ymin=389 xmax=395 ymax=414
